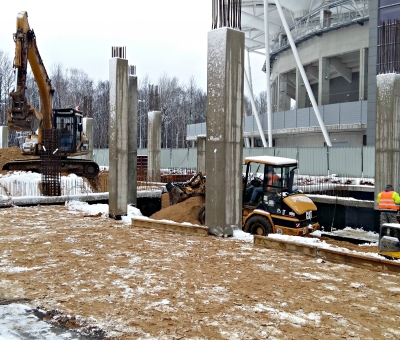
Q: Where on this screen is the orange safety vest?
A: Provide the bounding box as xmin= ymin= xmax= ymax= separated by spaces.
xmin=266 ymin=174 xmax=279 ymax=190
xmin=378 ymin=190 xmax=399 ymax=211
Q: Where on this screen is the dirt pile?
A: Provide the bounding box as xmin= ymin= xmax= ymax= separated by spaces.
xmin=0 ymin=146 xmax=38 ymax=174
xmin=151 ymin=194 xmax=205 ymax=225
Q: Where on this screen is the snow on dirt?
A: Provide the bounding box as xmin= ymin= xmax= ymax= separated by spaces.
xmin=1 ymin=200 xmax=400 ymax=339
xmin=0 ymin=147 xmax=399 ymax=338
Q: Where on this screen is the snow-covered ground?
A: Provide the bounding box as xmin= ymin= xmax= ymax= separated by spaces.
xmin=0 ymin=199 xmax=394 ymax=338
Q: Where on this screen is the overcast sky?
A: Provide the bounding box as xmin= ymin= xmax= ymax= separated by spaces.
xmin=0 ymin=0 xmax=267 ymax=94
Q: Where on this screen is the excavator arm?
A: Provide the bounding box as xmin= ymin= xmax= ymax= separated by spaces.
xmin=8 ymin=11 xmax=53 ymax=132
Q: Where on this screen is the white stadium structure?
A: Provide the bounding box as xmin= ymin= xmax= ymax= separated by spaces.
xmin=187 ymin=1 xmax=395 ymax=148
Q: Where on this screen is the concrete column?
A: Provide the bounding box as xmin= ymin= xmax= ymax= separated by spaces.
xmin=82 ymin=118 xmax=93 ymax=160
xmin=147 ymin=111 xmax=161 ymax=182
xmin=0 ymin=126 xmax=8 ymax=148
xmin=109 ymin=57 xmax=129 ymax=219
xmin=295 ymin=68 xmax=307 ymax=109
xmin=277 ymin=73 xmax=290 ymax=111
xmin=375 ymin=74 xmax=400 ymax=215
xmin=359 ymin=48 xmax=368 ymax=101
xmin=318 ymin=57 xmax=330 ymax=105
xmin=128 ymin=68 xmax=138 ymax=206
xmin=206 ymin=27 xmax=244 ymax=237
xmin=197 ymin=136 xmax=206 ymax=173
xmin=270 ymin=80 xmax=277 ymax=113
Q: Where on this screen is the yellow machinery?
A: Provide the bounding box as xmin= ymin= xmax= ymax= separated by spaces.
xmin=3 ymin=11 xmax=99 ymax=178
xmin=194 ymin=156 xmax=320 ymax=236
xmin=378 ymin=223 xmax=400 ymax=260
xmin=241 ymin=156 xmax=320 ymax=236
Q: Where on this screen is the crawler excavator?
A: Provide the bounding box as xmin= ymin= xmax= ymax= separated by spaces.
xmin=2 ymin=11 xmax=99 ymax=178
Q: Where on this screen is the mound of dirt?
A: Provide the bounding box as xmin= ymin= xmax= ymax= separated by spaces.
xmin=150 ymin=194 xmax=205 ymax=225
xmin=0 ymin=146 xmax=38 ymax=174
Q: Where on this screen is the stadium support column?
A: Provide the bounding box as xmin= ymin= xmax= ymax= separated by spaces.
xmin=109 ymin=47 xmax=128 ymax=219
xmin=0 ymin=126 xmax=8 ymax=148
xmin=375 ymin=74 xmax=400 ymax=228
xmin=277 ymin=74 xmax=290 ymax=111
xmin=296 ymin=68 xmax=306 ymax=109
xmin=128 ymin=65 xmax=138 ymax=206
xmin=82 ymin=118 xmax=93 ymax=160
xmin=359 ymin=48 xmax=368 ymax=101
xmin=147 ymin=111 xmax=161 ymax=183
xmin=197 ymin=136 xmax=206 ymax=173
xmin=206 ymin=27 xmax=244 ymax=237
xmin=318 ymin=57 xmax=330 ymax=105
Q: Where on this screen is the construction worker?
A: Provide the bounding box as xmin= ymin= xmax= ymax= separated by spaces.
xmin=247 ymin=169 xmax=279 ymax=206
xmin=377 ymin=184 xmax=400 ymax=226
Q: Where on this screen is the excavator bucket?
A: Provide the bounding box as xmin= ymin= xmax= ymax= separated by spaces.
xmin=166 ymin=172 xmax=206 ymax=205
xmin=7 ymin=101 xmax=42 ymax=132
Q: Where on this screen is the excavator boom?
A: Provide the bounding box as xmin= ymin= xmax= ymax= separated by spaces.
xmin=9 ymin=11 xmax=52 ymax=132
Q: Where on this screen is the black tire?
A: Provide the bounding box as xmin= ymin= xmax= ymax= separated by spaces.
xmin=244 ymin=215 xmax=273 ymax=236
xmin=198 ymin=204 xmax=206 ymax=225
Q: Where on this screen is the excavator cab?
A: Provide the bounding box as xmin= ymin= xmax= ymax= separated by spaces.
xmin=242 ymin=156 xmax=319 ymax=236
xmin=53 ymin=108 xmax=88 ymax=156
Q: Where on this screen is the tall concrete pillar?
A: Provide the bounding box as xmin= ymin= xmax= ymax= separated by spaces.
xmin=295 ymin=67 xmax=307 ymax=109
xmin=82 ymin=118 xmax=93 ymax=160
xmin=109 ymin=52 xmax=129 ymax=219
xmin=128 ymin=66 xmax=138 ymax=206
xmin=318 ymin=57 xmax=330 ymax=105
xmin=375 ymin=74 xmax=400 ymax=216
xmin=147 ymin=111 xmax=161 ymax=182
xmin=0 ymin=126 xmax=8 ymax=148
xmin=359 ymin=48 xmax=368 ymax=101
xmin=206 ymin=27 xmax=244 ymax=237
xmin=197 ymin=136 xmax=206 ymax=173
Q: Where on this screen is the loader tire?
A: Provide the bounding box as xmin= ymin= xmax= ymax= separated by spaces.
xmin=198 ymin=204 xmax=206 ymax=225
xmin=244 ymin=215 xmax=272 ymax=236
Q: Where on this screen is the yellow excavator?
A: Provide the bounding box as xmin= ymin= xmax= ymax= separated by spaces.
xmin=2 ymin=11 xmax=99 ymax=178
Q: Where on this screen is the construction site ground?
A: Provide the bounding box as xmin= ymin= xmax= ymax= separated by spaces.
xmin=1 ymin=147 xmax=400 ymax=338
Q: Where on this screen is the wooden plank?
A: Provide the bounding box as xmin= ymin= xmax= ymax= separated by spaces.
xmin=254 ymin=235 xmax=400 ymax=274
xmin=131 ymin=217 xmax=209 ymax=236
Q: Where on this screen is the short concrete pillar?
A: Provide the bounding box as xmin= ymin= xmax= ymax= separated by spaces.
xmin=82 ymin=118 xmax=93 ymax=160
xmin=0 ymin=126 xmax=8 ymax=148
xmin=128 ymin=69 xmax=138 ymax=206
xmin=375 ymin=74 xmax=400 ymax=211
xmin=205 ymin=27 xmax=244 ymax=237
xmin=109 ymin=57 xmax=129 ymax=219
xmin=197 ymin=136 xmax=206 ymax=173
xmin=147 ymin=111 xmax=161 ymax=182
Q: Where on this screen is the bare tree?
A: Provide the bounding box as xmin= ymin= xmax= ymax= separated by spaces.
xmin=0 ymin=50 xmax=14 ymax=126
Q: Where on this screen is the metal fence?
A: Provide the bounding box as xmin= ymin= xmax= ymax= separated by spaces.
xmin=94 ymin=146 xmax=375 ymax=179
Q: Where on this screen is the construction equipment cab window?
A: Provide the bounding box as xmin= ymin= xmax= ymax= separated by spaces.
xmin=245 ymin=163 xmax=291 ymax=211
xmin=60 ymin=119 xmax=73 ymax=151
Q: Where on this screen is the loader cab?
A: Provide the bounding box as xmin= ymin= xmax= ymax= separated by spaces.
xmin=243 ymin=156 xmax=297 ymax=213
xmin=53 ymin=108 xmax=87 ymax=154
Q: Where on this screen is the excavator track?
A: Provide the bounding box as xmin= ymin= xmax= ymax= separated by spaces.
xmin=2 ymin=158 xmax=100 ymax=179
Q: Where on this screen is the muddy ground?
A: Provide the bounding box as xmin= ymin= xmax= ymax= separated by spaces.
xmin=1 ymin=147 xmax=400 ymax=339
